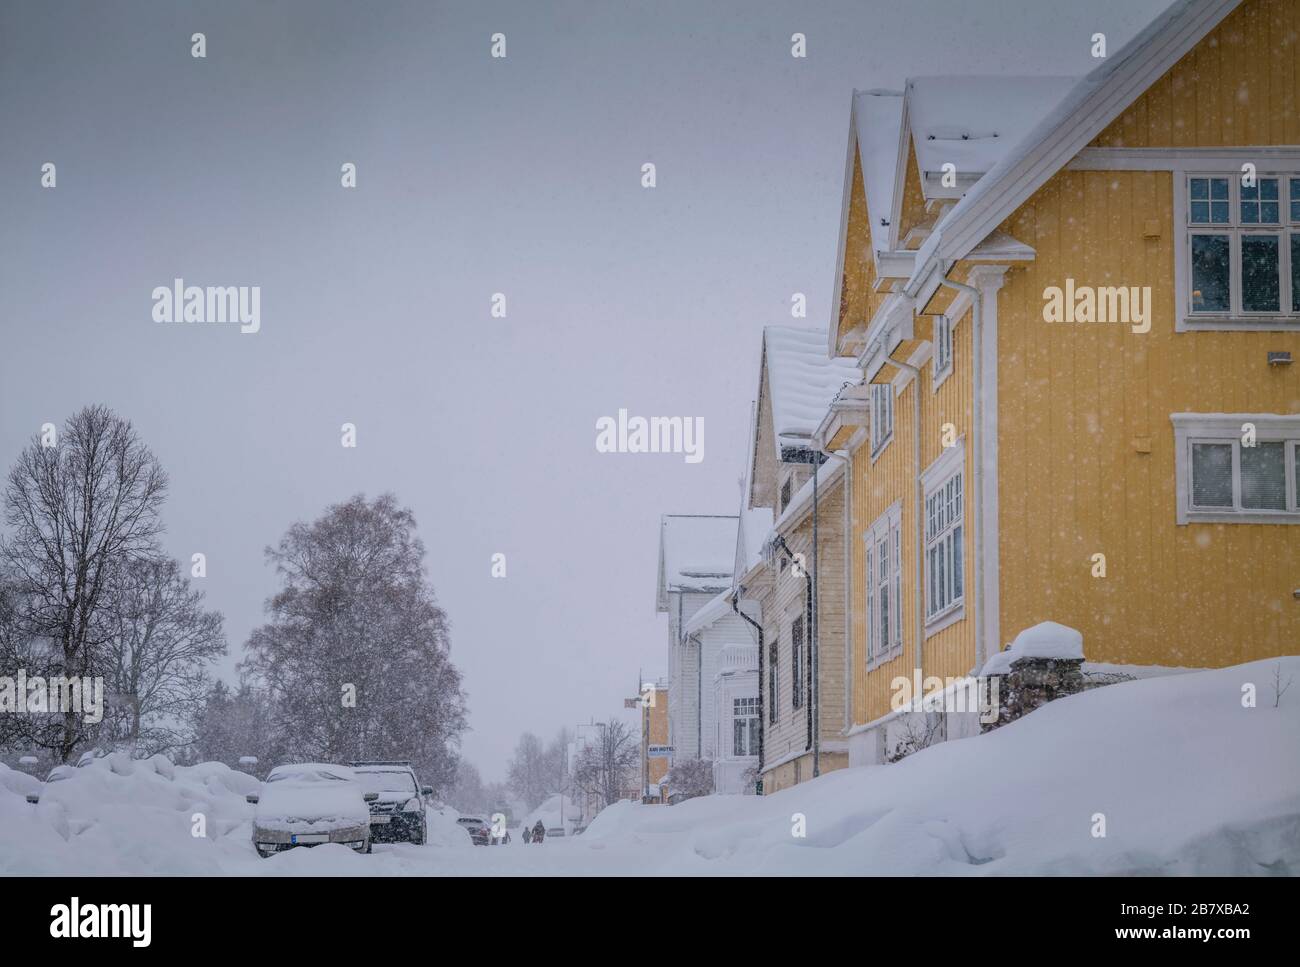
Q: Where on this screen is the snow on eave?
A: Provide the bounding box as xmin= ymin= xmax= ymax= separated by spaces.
xmin=657 ymin=514 xmax=738 ymax=604
xmin=761 ymin=326 xmax=862 ymax=463
xmin=903 ymin=0 xmax=1241 ymax=298
xmin=770 ymin=456 xmax=846 ymax=536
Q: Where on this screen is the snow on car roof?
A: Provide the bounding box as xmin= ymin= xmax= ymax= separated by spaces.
xmin=267 ymin=762 xmax=357 ymax=781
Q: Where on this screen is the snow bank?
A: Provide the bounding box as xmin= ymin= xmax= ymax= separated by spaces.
xmin=579 ymin=658 xmax=1300 ymax=874
xmin=3 ymin=659 xmax=1294 ymax=874
xmin=0 ymin=756 xmax=260 ymax=874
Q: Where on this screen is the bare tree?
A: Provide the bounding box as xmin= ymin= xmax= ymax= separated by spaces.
xmin=242 ymin=493 xmax=468 ymax=792
xmin=1 ymin=406 xmax=167 ymax=760
xmin=97 ymin=556 xmax=226 ymax=755
xmin=570 ymin=719 xmax=639 ymax=810
xmin=506 ymin=731 xmax=553 ymax=810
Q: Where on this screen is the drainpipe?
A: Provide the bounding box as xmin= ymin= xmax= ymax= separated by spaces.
xmin=812 ymin=443 xmax=851 ymax=743
xmin=731 ymin=587 xmax=764 ymax=784
xmin=890 ymin=356 xmax=926 ymax=691
xmin=772 ymin=533 xmax=813 ymax=756
xmin=812 ymin=456 xmax=820 ymax=778
xmin=687 ymin=632 xmax=703 ymax=759
xmin=937 ymin=272 xmax=985 ymax=671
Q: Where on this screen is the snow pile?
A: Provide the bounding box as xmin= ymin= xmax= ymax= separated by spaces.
xmin=763 ymin=327 xmax=861 ymax=452
xmin=0 ymin=761 xmax=42 ymax=799
xmin=0 ymin=755 xmax=259 ymax=874
xmin=426 ymin=804 xmax=473 ymax=848
xmin=580 ymin=658 xmax=1300 ymax=874
xmin=980 ymin=620 xmax=1085 ymax=676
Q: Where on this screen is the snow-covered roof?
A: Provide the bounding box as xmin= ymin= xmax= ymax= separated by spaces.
xmin=905 ymin=0 xmax=1240 ymax=296
xmin=762 ymin=327 xmax=861 ymax=458
xmin=851 ymin=89 xmax=904 ymax=254
xmin=684 ymin=587 xmax=735 ymax=635
xmin=904 ymin=75 xmax=1076 ymax=184
xmin=657 ymin=514 xmax=737 ymax=609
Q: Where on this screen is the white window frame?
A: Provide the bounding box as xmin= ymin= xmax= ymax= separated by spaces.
xmin=931 ymin=313 xmax=954 ymax=390
xmin=732 ymin=697 xmax=759 ymax=757
xmin=1172 ymin=413 xmax=1300 ymax=525
xmin=921 ymin=441 xmax=966 ymax=634
xmin=869 ymin=382 xmax=894 ymax=459
xmin=863 ymin=501 xmax=903 ymax=669
xmin=1176 ymin=168 xmax=1300 ymax=331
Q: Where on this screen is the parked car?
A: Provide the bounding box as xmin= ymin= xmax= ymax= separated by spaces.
xmin=457 ymin=816 xmax=492 ymax=845
xmin=248 ymin=763 xmax=377 ymax=858
xmin=350 ymin=760 xmax=432 ymax=846
xmin=25 ymin=764 xmax=79 ymax=804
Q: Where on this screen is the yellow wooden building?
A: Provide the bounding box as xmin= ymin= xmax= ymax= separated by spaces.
xmin=812 ymin=0 xmax=1300 ymax=764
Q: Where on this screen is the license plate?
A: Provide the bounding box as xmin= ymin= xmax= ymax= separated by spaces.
xmin=291 ymin=833 xmax=330 ymax=844
xmin=370 ymin=815 xmax=391 ymax=824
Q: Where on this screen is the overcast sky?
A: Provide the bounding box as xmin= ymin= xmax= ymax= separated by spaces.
xmin=0 ymin=0 xmax=1171 ymax=781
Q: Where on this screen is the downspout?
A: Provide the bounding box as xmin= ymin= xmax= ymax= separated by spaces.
xmin=936 ymin=272 xmax=985 ymax=671
xmin=772 ymin=533 xmax=813 ymax=756
xmin=889 ymin=356 xmax=926 ymax=690
xmin=812 ymin=456 xmax=820 ymax=778
xmin=687 ymin=632 xmax=703 ymax=759
xmin=731 ymin=587 xmax=764 ymax=784
xmin=812 ymin=445 xmax=851 ymax=742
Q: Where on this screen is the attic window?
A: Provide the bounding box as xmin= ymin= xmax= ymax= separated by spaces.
xmin=780 ymin=479 xmax=793 ymax=512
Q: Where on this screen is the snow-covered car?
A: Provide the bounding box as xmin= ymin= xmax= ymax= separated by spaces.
xmin=456 ymin=816 xmax=492 ymax=845
xmin=25 ymin=764 xmax=79 ymax=804
xmin=248 ymin=763 xmax=378 ymax=858
xmin=350 ymin=760 xmax=432 ymax=846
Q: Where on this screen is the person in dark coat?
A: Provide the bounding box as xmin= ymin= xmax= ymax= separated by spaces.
xmin=532 ymin=820 xmax=545 ymax=843
xmin=521 ymin=823 xmax=531 ymax=844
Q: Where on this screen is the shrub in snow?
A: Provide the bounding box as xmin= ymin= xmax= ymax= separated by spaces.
xmin=666 ymin=758 xmax=714 ymax=801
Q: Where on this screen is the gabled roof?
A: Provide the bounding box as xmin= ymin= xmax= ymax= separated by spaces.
xmin=903 ymin=75 xmax=1077 ymax=192
xmin=904 ymin=0 xmax=1242 ymax=297
xmin=852 ymin=89 xmax=905 ymax=257
xmin=760 ymin=326 xmax=861 ymax=459
xmin=656 ymin=514 xmax=737 ymax=612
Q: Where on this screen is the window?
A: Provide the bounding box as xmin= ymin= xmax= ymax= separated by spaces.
xmin=790 ymin=613 xmax=804 ymax=709
xmin=870 ymin=383 xmax=894 ymax=456
xmin=768 ymin=639 xmax=778 ymax=724
xmin=1183 ymin=174 xmax=1299 ymax=323
xmin=932 ymin=314 xmax=953 ymax=389
xmin=733 ymin=697 xmax=759 ymax=756
xmin=1173 ymin=414 xmax=1300 ymax=524
xmin=780 ymin=478 xmax=793 ymax=513
xmin=864 ymin=503 xmax=902 ymax=665
xmin=923 ymin=451 xmax=965 ymax=628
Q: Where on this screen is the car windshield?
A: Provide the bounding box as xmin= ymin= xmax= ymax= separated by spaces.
xmin=267 ymin=768 xmax=350 ymax=783
xmin=356 ymin=771 xmax=416 ymax=795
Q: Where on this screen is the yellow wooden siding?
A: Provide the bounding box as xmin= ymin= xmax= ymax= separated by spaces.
xmin=897 ymin=138 xmax=930 ymax=249
xmin=1092 ymin=0 xmax=1300 ymax=148
xmin=850 ymin=309 xmax=977 ymax=725
xmin=838 ymin=146 xmax=881 ymax=343
xmin=994 ymin=166 xmax=1300 ymax=667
